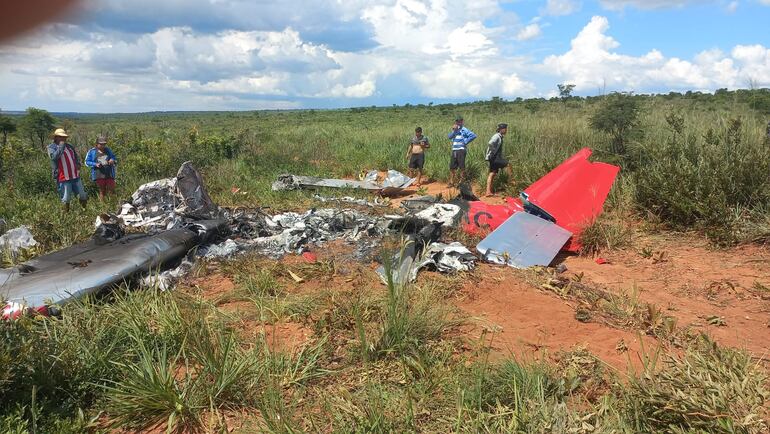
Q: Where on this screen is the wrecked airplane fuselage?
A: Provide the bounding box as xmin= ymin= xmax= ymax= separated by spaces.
xmin=1 ymin=220 xmax=227 ymax=319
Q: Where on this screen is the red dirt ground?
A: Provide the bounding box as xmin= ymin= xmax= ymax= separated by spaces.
xmin=190 ymin=180 xmax=769 ymax=372
xmin=562 ymin=235 xmax=770 ymax=358
xmin=392 ymin=181 xmax=770 ymax=368
xmin=456 ymin=263 xmax=659 ymax=372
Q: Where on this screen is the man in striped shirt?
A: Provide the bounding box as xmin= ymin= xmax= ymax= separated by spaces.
xmin=447 ymin=115 xmax=476 ymax=186
xmin=48 ymin=128 xmax=88 ymax=212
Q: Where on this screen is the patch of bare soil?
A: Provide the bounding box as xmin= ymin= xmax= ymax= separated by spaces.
xmin=188 ymin=273 xmax=236 ymax=301
xmin=456 ymin=263 xmax=656 ymax=371
xmin=561 ymin=234 xmax=770 ymax=358
xmin=184 ymin=241 xmax=379 ymax=354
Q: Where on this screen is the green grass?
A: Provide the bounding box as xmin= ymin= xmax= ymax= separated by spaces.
xmin=1 ymin=264 xmax=768 ymax=432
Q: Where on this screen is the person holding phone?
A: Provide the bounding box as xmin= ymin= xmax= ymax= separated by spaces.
xmin=48 ymin=128 xmax=88 ymax=212
xmin=85 ymin=135 xmax=118 ymax=201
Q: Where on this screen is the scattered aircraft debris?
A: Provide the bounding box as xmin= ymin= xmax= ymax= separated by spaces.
xmin=119 ymin=161 xmax=221 ymax=232
xmin=0 ymin=226 xmax=38 ymax=259
xmin=272 ymin=169 xmax=415 ymax=195
xmin=2 ymin=148 xmax=620 ymax=318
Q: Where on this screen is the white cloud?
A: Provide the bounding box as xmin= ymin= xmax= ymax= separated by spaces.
xmin=599 ymin=0 xmax=712 ymax=10
xmin=412 ymin=61 xmax=534 ymax=98
xmin=542 ymin=15 xmax=770 ymax=92
xmin=726 ymin=1 xmax=739 ymax=12
xmin=516 ymin=24 xmax=542 ymax=41
xmin=361 ymin=0 xmax=502 ymax=56
xmin=542 ymin=0 xmax=581 ymax=16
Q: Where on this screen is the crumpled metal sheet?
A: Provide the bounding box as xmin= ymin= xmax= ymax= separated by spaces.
xmin=363 ymin=170 xmax=378 ymax=183
xmin=272 ymin=174 xmax=382 ymax=191
xmin=176 ymin=161 xmax=219 ymax=219
xmin=400 ymin=195 xmax=439 ymax=213
xmin=415 ymin=204 xmax=462 ymax=228
xmin=118 ymin=161 xmax=220 ymax=232
xmin=218 ymin=208 xmax=392 ymax=260
xmin=140 ymin=257 xmax=195 ymax=291
xmin=272 ymin=170 xmax=415 ymax=194
xmin=476 ymin=212 xmax=572 ymax=269
xmin=0 ymin=226 xmax=38 ymax=259
xmin=1 ymin=220 xmax=227 ymax=318
xmin=93 ymin=214 xmax=125 ymax=245
xmin=202 ymin=239 xmax=239 ymax=259
xmin=313 ymin=194 xmax=388 ymax=208
xmin=412 ymin=242 xmax=476 ymax=281
xmin=381 ymin=170 xmax=413 ymax=189
xmin=376 ymin=222 xmax=443 ymax=285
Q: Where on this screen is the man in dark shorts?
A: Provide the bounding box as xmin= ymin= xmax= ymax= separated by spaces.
xmin=485 ymin=123 xmax=513 ymax=197
xmin=447 ymin=115 xmax=476 ymax=186
xmin=406 ymin=126 xmax=429 ymax=186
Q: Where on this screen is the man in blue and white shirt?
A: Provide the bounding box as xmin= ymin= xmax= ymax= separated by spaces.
xmin=447 ymin=115 xmax=476 ymax=186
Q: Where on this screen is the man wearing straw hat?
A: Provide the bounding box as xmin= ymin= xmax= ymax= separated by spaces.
xmin=47 ymin=128 xmax=87 ymax=212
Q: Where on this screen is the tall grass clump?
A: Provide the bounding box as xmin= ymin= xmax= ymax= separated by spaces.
xmin=578 ymin=213 xmax=634 ymax=255
xmin=455 ymin=357 xmax=577 ymax=433
xmin=101 ymin=341 xmax=201 ymax=432
xmin=621 ymin=336 xmax=769 ymax=433
xmin=367 ymin=249 xmax=456 ymax=360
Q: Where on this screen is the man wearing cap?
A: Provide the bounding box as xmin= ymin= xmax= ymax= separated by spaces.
xmin=47 ymin=128 xmax=87 ymax=212
xmin=485 ymin=123 xmax=513 ymax=197
xmin=447 ymin=116 xmax=476 ymax=186
xmin=85 ymin=135 xmax=118 ymax=201
xmin=406 ymin=126 xmax=429 ymax=186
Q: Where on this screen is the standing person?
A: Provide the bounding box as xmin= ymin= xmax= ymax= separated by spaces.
xmin=485 ymin=123 xmax=513 ymax=197
xmin=447 ymin=115 xmax=476 ymax=186
xmin=406 ymin=126 xmax=429 ymax=186
xmin=47 ymin=128 xmax=87 ymax=212
xmin=85 ymin=135 xmax=118 ymax=201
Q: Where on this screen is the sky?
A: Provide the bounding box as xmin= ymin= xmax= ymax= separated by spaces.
xmin=0 ymin=0 xmax=769 ymax=113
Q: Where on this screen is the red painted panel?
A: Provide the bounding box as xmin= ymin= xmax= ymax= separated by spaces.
xmin=462 ymin=148 xmax=619 ymax=252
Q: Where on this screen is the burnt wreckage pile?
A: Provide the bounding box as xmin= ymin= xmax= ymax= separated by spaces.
xmin=3 ymin=148 xmax=620 ymax=319
xmin=1 ymin=163 xmax=474 ymax=318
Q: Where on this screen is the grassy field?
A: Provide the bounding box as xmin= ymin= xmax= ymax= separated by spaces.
xmin=1 ymin=92 xmax=770 ymax=432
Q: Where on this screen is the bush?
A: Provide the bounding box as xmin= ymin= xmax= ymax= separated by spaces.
xmin=578 ymin=213 xmax=634 ymax=255
xmin=633 ymin=115 xmax=770 ymax=245
xmin=589 ymin=92 xmax=643 ymax=158
xmin=622 ymin=337 xmax=769 ymax=433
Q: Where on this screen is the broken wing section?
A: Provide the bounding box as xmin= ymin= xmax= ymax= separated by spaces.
xmin=522 ymin=148 xmax=619 ymax=251
xmin=1 ymin=221 xmax=226 ymax=318
xmin=462 ymin=148 xmax=619 ymax=252
xmin=476 ymin=212 xmax=572 ymax=268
